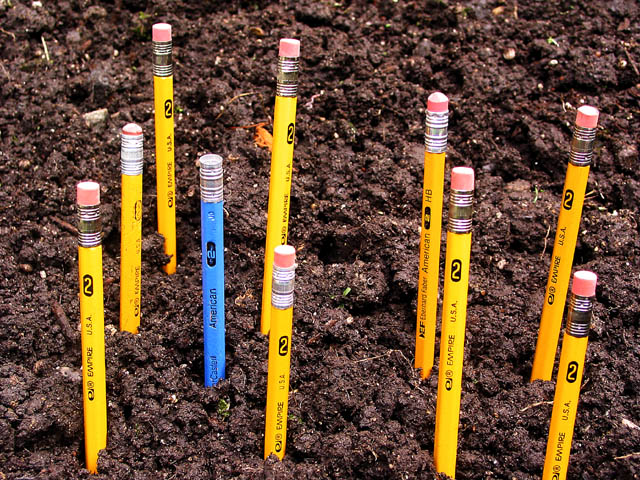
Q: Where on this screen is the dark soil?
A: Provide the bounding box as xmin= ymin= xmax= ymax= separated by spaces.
xmin=1 ymin=1 xmax=639 ymax=478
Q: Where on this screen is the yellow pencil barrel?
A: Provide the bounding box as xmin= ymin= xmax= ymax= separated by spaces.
xmin=434 ymin=167 xmax=474 ymax=479
xmin=264 ymin=245 xmax=297 ymax=459
xmin=77 ymin=182 xmax=107 ymax=474
xmin=153 ymin=24 xmax=177 ymax=275
xmin=261 ymin=40 xmax=300 ymax=335
xmin=543 ymin=271 xmax=597 ymax=480
xmin=120 ymin=124 xmax=143 ymax=333
xmin=416 ymin=92 xmax=448 ymax=378
xmin=532 ymin=106 xmax=599 ymax=382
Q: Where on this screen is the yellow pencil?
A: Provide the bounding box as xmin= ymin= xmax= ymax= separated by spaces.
xmin=260 ymin=39 xmax=300 ymax=335
xmin=152 ymin=23 xmax=176 ymax=274
xmin=264 ymin=245 xmax=297 ymax=459
xmin=531 ymin=106 xmax=599 ymax=382
xmin=77 ymin=182 xmax=107 ymax=474
xmin=434 ymin=167 xmax=474 ymax=479
xmin=120 ymin=123 xmax=143 ymax=333
xmin=543 ymin=271 xmax=597 ymax=480
xmin=415 ymin=92 xmax=448 ymax=378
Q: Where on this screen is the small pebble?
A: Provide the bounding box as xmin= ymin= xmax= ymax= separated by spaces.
xmin=58 ymin=366 xmax=82 ymax=383
xmin=503 ymin=48 xmax=516 ymax=60
xmin=83 ymin=108 xmax=109 ymax=129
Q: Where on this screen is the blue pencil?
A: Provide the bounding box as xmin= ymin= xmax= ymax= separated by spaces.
xmin=199 ymin=154 xmax=225 ymax=386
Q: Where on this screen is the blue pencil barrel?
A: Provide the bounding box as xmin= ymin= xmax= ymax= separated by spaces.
xmin=199 ymin=154 xmax=225 ymax=387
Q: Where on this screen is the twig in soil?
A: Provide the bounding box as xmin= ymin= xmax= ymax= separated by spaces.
xmin=50 ymin=298 xmax=79 ymax=343
xmin=624 ymin=48 xmax=640 ymax=77
xmin=214 ymin=91 xmax=258 ymax=121
xmin=0 ymin=62 xmax=10 ymax=80
xmin=584 ymin=189 xmax=598 ymax=200
xmin=520 ymin=400 xmax=553 ymax=412
xmin=369 ymin=448 xmax=378 ymax=461
xmin=41 ymin=35 xmax=51 ymax=63
xmin=0 ymin=27 xmax=16 ymax=41
xmin=354 ymin=349 xmax=396 ymax=363
xmin=51 ymin=216 xmax=77 ymax=235
xmin=615 ymin=452 xmax=640 ymax=460
xmin=540 ymin=223 xmax=551 ymax=259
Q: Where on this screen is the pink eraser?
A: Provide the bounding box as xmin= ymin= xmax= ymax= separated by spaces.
xmin=122 ymin=123 xmax=142 ymax=136
xmin=274 ymin=245 xmax=296 ymax=268
xmin=152 ymin=23 xmax=172 ymax=42
xmin=427 ymin=92 xmax=449 ymax=113
xmin=576 ymin=105 xmax=599 ymax=128
xmin=279 ymin=39 xmax=300 ymax=58
xmin=451 ymin=167 xmax=475 ymax=191
xmin=572 ymin=270 xmax=597 ymax=297
xmin=77 ymin=181 xmax=100 ymax=206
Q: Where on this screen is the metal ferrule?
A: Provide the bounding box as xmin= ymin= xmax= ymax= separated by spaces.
xmin=199 ymin=154 xmax=224 ymax=204
xmin=153 ymin=41 xmax=173 ymax=77
xmin=424 ymin=110 xmax=449 ymax=154
xmin=566 ymin=294 xmax=593 ymax=337
xmin=448 ymin=190 xmax=473 ymax=234
xmin=271 ymin=264 xmax=296 ymax=310
xmin=77 ymin=205 xmax=102 ymax=248
xmin=121 ymin=133 xmax=143 ymax=176
xmin=276 ymin=57 xmax=299 ymax=97
xmin=569 ymin=125 xmax=597 ymax=167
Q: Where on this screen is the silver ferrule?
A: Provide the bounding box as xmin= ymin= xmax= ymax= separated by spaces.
xmin=448 ymin=190 xmax=473 ymax=234
xmin=121 ymin=132 xmax=143 ymax=176
xmin=276 ymin=57 xmax=299 ymax=97
xmin=569 ymin=125 xmax=597 ymax=167
xmin=153 ymin=41 xmax=173 ymax=77
xmin=271 ymin=264 xmax=296 ymax=310
xmin=77 ymin=205 xmax=102 ymax=248
xmin=566 ymin=294 xmax=594 ymax=337
xmin=425 ymin=110 xmax=449 ymax=154
xmin=199 ymin=154 xmax=224 ymax=204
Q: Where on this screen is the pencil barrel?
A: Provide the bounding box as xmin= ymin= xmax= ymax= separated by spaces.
xmin=120 ymin=174 xmax=142 ymax=333
xmin=264 ymin=306 xmax=293 ymax=459
xmin=261 ymin=95 xmax=297 ymax=334
xmin=201 ymin=200 xmax=225 ymax=386
xmin=153 ymin=75 xmax=177 ymax=274
xmin=78 ymin=245 xmax=107 ymax=474
xmin=434 ymin=231 xmax=472 ymax=478
xmin=415 ymin=151 xmax=445 ymax=376
xmin=542 ymin=334 xmax=588 ymax=480
xmin=532 ymin=163 xmax=590 ymax=381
